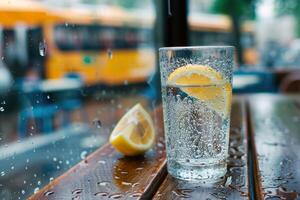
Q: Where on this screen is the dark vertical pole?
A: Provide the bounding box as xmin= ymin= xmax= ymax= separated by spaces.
xmin=164 ymin=0 xmax=189 ymax=46
xmin=151 ymin=0 xmax=189 ymax=102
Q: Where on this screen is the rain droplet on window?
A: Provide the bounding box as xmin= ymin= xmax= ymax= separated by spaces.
xmin=65 ymin=23 xmax=69 ymax=27
xmin=0 ymin=107 xmax=4 ymax=112
xmin=47 ymin=95 xmax=50 ymax=99
xmin=21 ymin=190 xmax=25 ymax=195
xmin=107 ymin=49 xmax=113 ymax=59
xmin=168 ymin=0 xmax=172 ymax=16
xmin=80 ymin=151 xmax=88 ymax=160
xmin=34 ymin=187 xmax=39 ymax=194
xmin=1 ymin=171 xmax=5 ymax=176
xmin=92 ymin=118 xmax=102 ymax=129
xmin=124 ymin=80 xmax=128 ymax=85
xmin=53 ymin=157 xmax=57 ymax=162
xmin=39 ymin=40 xmax=47 ymax=57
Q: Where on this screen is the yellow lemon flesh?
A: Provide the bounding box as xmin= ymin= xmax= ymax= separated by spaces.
xmin=109 ymin=104 xmax=155 ymax=156
xmin=167 ymin=65 xmax=232 ymax=116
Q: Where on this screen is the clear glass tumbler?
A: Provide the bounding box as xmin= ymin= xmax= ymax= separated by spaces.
xmin=159 ymin=46 xmax=234 ymax=181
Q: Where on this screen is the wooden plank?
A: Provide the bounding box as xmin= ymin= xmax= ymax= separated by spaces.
xmin=153 ymin=99 xmax=250 ymax=199
xmin=248 ymin=94 xmax=300 ymax=199
xmin=29 ymin=107 xmax=167 ymax=200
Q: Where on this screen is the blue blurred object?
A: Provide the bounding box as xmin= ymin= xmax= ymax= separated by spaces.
xmin=58 ymin=73 xmax=86 ymax=126
xmin=18 ymin=82 xmax=59 ymax=138
xmin=233 ymin=70 xmax=276 ymax=93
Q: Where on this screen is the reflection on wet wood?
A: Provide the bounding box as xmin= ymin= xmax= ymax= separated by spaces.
xmin=248 ymin=94 xmax=300 ymax=200
xmin=153 ymin=100 xmax=250 ymax=199
xmin=29 ymin=107 xmax=167 ymax=200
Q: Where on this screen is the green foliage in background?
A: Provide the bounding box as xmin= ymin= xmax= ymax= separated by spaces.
xmin=210 ymin=0 xmax=256 ymax=20
xmin=275 ymin=0 xmax=300 ymax=37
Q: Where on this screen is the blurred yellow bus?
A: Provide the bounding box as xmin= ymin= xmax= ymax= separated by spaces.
xmin=189 ymin=14 xmax=257 ymax=65
xmin=0 ymin=1 xmax=155 ymax=85
xmin=0 ymin=1 xmax=257 ymax=86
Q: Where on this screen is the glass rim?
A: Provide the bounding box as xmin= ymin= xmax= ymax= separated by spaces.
xmin=159 ymin=45 xmax=234 ymax=51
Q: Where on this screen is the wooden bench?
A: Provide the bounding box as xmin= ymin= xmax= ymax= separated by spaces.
xmin=29 ymin=94 xmax=300 ymax=200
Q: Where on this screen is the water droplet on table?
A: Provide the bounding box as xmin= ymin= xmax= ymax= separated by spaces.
xmin=129 ymin=192 xmax=142 ymax=198
xmin=94 ymin=192 xmax=108 ymax=196
xmin=97 ymin=181 xmax=110 ymax=187
xmin=108 ymin=193 xmax=123 ymax=199
xmin=80 ymin=151 xmax=88 ymax=159
xmin=121 ymin=181 xmax=132 ymax=186
xmin=44 ymin=191 xmax=54 ymax=196
xmin=72 ymin=188 xmax=83 ymax=195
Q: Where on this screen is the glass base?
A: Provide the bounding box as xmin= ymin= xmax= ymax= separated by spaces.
xmin=167 ymin=159 xmax=227 ymax=182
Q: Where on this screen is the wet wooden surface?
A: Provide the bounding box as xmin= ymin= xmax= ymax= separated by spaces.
xmin=153 ymin=100 xmax=249 ymax=200
xmin=29 ymin=94 xmax=300 ymax=200
xmin=29 ymin=107 xmax=167 ymax=200
xmin=248 ymin=94 xmax=300 ymax=200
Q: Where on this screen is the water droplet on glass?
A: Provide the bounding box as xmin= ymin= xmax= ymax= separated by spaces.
xmin=66 ymin=160 xmax=70 ymax=165
xmin=11 ymin=166 xmax=14 ymax=170
xmin=39 ymin=41 xmax=47 ymax=56
xmin=80 ymin=151 xmax=88 ymax=160
xmin=94 ymin=192 xmax=108 ymax=196
xmin=44 ymin=191 xmax=54 ymax=196
xmin=65 ymin=23 xmax=69 ymax=27
xmin=37 ymin=180 xmax=41 ymax=185
xmin=0 ymin=107 xmax=4 ymax=112
xmin=47 ymin=95 xmax=50 ymax=99
xmin=34 ymin=187 xmax=39 ymax=194
xmin=1 ymin=171 xmax=5 ymax=176
xmin=92 ymin=119 xmax=102 ymax=129
xmin=21 ymin=190 xmax=25 ymax=195
xmin=107 ymin=49 xmax=113 ymax=59
xmin=124 ymin=80 xmax=128 ymax=85
xmin=53 ymin=157 xmax=57 ymax=162
xmin=225 ymin=176 xmax=232 ymax=187
xmin=49 ymin=177 xmax=54 ymax=182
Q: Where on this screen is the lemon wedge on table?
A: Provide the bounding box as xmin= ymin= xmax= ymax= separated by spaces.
xmin=167 ymin=65 xmax=232 ymax=116
xmin=109 ymin=104 xmax=155 ymax=156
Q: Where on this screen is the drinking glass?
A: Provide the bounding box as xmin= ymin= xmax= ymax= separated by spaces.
xmin=159 ymin=46 xmax=234 ymax=181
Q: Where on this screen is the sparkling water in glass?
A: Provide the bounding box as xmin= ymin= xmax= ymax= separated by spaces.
xmin=159 ymin=46 xmax=234 ymax=181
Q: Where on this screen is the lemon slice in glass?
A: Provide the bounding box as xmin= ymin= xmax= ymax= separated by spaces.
xmin=109 ymin=104 xmax=155 ymax=156
xmin=167 ymin=65 xmax=232 ymax=116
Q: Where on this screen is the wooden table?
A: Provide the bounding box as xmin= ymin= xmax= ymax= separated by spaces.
xmin=29 ymin=94 xmax=300 ymax=200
